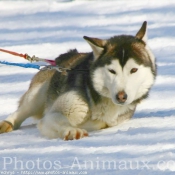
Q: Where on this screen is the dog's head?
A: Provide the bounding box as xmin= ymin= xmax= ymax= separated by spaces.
xmin=84 ymin=21 xmax=156 ymax=105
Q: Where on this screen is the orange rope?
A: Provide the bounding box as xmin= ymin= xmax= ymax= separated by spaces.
xmin=0 ymin=48 xmax=56 ymax=66
xmin=0 ymin=48 xmax=27 ymax=59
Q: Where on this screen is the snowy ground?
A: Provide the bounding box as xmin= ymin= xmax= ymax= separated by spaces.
xmin=0 ymin=0 xmax=175 ymax=174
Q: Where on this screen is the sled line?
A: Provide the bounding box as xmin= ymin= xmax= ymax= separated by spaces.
xmin=0 ymin=61 xmax=40 ymax=69
xmin=0 ymin=48 xmax=56 ymax=66
xmin=0 ymin=60 xmax=72 ymax=73
xmin=0 ymin=48 xmax=89 ymax=73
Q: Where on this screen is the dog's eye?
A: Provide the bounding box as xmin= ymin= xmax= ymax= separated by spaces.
xmin=130 ymin=68 xmax=138 ymax=74
xmin=108 ymin=69 xmax=116 ymax=74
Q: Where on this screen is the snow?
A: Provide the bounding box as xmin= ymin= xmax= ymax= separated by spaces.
xmin=0 ymin=0 xmax=175 ymax=174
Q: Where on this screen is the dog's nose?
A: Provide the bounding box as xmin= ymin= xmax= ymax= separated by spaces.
xmin=116 ymin=91 xmax=127 ymax=103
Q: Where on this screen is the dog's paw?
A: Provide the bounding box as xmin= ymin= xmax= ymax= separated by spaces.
xmin=63 ymin=128 xmax=88 ymax=140
xmin=0 ymin=121 xmax=13 ymax=134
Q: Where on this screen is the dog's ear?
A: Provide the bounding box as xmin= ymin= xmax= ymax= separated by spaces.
xmin=135 ymin=21 xmax=147 ymax=43
xmin=83 ymin=36 xmax=107 ymax=60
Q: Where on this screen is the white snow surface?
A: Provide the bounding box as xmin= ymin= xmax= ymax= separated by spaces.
xmin=0 ymin=0 xmax=175 ymax=174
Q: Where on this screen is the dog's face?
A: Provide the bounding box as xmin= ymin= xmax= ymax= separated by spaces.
xmin=84 ymin=21 xmax=156 ymax=105
xmin=91 ymin=58 xmax=155 ymax=105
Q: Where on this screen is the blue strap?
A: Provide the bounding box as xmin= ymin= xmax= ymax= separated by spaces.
xmin=0 ymin=61 xmax=40 ymax=69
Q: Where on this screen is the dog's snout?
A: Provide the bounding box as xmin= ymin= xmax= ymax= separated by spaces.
xmin=116 ymin=91 xmax=127 ymax=103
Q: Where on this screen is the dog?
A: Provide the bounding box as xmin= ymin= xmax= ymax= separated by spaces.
xmin=0 ymin=21 xmax=156 ymax=140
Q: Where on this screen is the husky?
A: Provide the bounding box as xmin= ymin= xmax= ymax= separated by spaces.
xmin=0 ymin=21 xmax=156 ymax=140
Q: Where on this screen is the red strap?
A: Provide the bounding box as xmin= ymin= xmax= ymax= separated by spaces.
xmin=45 ymin=59 xmax=56 ymax=66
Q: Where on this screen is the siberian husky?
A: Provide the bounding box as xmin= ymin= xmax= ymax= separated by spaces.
xmin=0 ymin=21 xmax=156 ymax=140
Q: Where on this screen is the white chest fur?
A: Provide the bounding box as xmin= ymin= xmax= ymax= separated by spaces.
xmin=91 ymin=97 xmax=135 ymax=126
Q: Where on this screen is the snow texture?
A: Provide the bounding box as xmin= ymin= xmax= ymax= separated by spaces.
xmin=0 ymin=0 xmax=175 ymax=174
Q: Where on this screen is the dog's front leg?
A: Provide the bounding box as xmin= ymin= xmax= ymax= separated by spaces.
xmin=53 ymin=91 xmax=90 ymax=127
xmin=38 ymin=91 xmax=90 ymax=140
xmin=38 ymin=112 xmax=88 ymax=140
